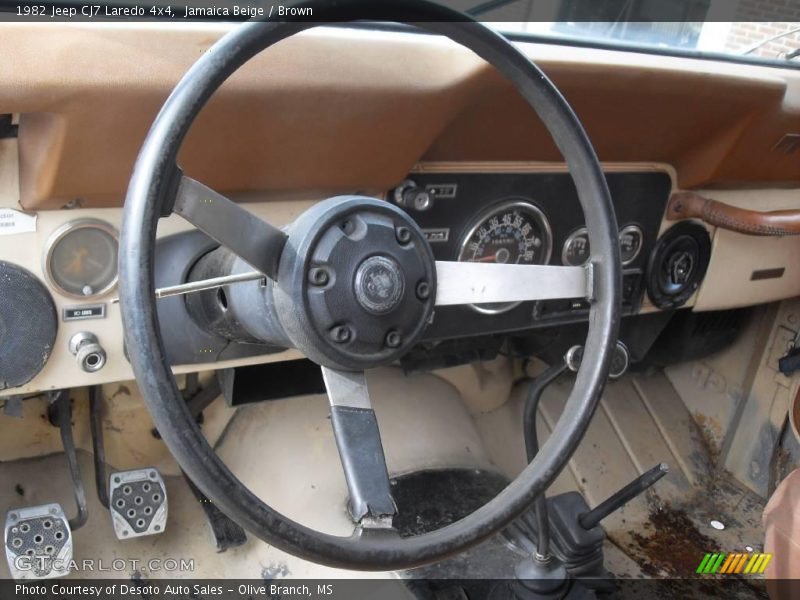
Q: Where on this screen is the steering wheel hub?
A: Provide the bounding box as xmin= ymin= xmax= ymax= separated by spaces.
xmin=354 ymin=255 xmax=405 ymax=315
xmin=273 ymin=196 xmax=436 ymax=371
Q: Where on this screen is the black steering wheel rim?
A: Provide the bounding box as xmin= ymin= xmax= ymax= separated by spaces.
xmin=120 ymin=0 xmax=621 ymax=570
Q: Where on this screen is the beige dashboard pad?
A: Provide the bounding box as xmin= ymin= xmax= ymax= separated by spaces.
xmin=0 ymin=25 xmax=798 ymax=209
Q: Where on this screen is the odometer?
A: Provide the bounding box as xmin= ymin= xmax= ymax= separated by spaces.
xmin=457 ymin=200 xmax=552 ymax=314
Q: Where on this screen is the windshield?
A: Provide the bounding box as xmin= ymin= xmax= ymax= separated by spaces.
xmin=470 ymin=0 xmax=800 ymax=67
xmin=2 ymin=0 xmax=799 ymax=68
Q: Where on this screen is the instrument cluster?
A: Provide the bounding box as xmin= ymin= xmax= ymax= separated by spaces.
xmin=390 ymin=169 xmax=674 ymax=340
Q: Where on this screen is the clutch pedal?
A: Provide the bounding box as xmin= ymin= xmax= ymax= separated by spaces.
xmin=108 ymin=469 xmax=168 ymax=539
xmin=4 ymin=503 xmax=72 ymax=580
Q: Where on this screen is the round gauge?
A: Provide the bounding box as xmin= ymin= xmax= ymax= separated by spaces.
xmin=562 ymin=227 xmax=590 ymax=267
xmin=44 ymin=219 xmax=119 ymax=299
xmin=619 ymin=224 xmax=644 ymax=266
xmin=457 ymin=200 xmax=552 ymax=314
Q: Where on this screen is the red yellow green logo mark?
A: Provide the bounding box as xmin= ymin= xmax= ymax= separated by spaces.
xmin=696 ymin=552 xmax=772 ymax=575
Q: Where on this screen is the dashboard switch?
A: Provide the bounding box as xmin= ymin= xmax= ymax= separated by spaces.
xmin=68 ymin=332 xmax=107 ymax=373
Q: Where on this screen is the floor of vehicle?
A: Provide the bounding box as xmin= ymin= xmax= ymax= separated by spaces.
xmin=476 ymin=370 xmax=768 ymax=598
xmin=0 ymin=366 xmax=769 ymax=596
xmin=478 ymin=370 xmax=767 ymax=577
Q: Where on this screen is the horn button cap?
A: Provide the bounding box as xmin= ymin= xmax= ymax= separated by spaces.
xmin=274 ymin=196 xmax=436 ymax=371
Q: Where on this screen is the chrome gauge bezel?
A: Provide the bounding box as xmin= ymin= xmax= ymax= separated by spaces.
xmin=457 ymin=199 xmax=553 ymax=315
xmin=619 ymin=223 xmax=644 ymax=266
xmin=43 ymin=218 xmax=120 ymax=300
xmin=562 ymin=224 xmax=645 ymax=267
xmin=561 ymin=226 xmax=590 ymax=267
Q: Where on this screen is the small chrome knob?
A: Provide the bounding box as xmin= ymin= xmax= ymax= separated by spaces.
xmin=564 ymin=341 xmax=629 ymax=380
xmin=68 ymin=332 xmax=107 ymax=373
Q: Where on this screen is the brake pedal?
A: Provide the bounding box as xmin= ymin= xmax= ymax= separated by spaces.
xmin=109 ymin=468 xmax=168 ymax=539
xmin=4 ymin=503 xmax=72 ymax=580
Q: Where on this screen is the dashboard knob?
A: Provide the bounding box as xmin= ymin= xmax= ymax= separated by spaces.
xmin=394 ymin=180 xmax=433 ymax=212
xmin=68 ymin=332 xmax=107 ymax=373
xmin=565 ymin=341 xmax=629 ymax=380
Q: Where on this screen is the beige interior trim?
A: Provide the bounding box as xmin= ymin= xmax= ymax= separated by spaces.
xmin=695 ymin=188 xmax=800 ymax=311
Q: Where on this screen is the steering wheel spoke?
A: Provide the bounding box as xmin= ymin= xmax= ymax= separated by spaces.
xmin=173 ymin=176 xmax=288 ymax=279
xmin=434 ymin=260 xmax=593 ymax=306
xmin=321 ymin=367 xmax=397 ymax=529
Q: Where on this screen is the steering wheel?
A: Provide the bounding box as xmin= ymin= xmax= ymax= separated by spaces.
xmin=119 ymin=0 xmax=621 ymax=570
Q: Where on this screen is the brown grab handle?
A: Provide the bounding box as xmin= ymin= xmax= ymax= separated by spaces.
xmin=667 ymin=191 xmax=800 ymax=237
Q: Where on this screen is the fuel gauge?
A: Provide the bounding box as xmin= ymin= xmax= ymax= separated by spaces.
xmin=619 ymin=224 xmax=644 ymax=266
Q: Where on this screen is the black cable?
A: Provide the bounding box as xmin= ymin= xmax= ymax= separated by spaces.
xmin=522 ymin=361 xmax=569 ymax=559
xmin=187 ymin=377 xmax=222 ymax=420
xmin=56 ymin=391 xmax=89 ymax=530
xmin=89 ymin=386 xmax=109 ymax=509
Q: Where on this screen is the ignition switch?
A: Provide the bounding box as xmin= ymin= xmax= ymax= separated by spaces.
xmin=393 ymin=180 xmax=433 ymax=212
xmin=68 ymin=332 xmax=107 ymax=373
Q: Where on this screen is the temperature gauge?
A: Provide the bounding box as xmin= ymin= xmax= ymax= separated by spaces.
xmin=562 ymin=227 xmax=590 ymax=267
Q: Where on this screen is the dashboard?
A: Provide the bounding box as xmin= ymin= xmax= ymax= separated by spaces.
xmin=3 ymin=159 xmax=800 ymax=398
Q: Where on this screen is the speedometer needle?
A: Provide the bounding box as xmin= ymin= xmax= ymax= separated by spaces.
xmin=475 ymin=254 xmax=498 ymax=262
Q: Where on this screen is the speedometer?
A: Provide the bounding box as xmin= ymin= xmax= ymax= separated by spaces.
xmin=457 ymin=200 xmax=552 ymax=314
